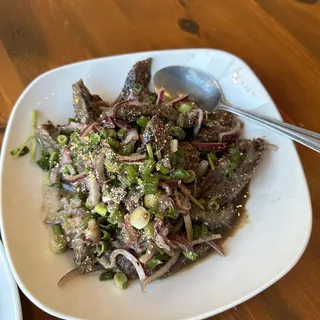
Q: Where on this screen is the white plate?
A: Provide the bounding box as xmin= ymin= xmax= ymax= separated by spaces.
xmin=0 ymin=49 xmax=312 ymax=320
xmin=0 ymin=240 xmax=22 ymax=320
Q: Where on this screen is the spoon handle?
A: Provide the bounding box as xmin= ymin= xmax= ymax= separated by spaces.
xmin=218 ymin=102 xmax=320 ymax=153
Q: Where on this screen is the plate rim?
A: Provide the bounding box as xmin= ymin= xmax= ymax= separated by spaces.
xmin=0 ymin=48 xmax=313 ymax=320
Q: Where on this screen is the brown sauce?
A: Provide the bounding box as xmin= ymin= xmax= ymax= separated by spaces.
xmin=176 ymin=184 xmax=250 ymax=274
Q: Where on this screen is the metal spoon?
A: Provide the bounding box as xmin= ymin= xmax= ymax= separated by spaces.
xmin=154 ymin=66 xmax=320 ymax=153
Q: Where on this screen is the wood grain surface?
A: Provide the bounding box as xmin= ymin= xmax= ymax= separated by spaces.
xmin=1 ymin=0 xmax=320 ymax=319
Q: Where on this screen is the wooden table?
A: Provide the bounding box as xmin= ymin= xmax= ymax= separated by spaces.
xmin=1 ymin=0 xmax=320 ymax=319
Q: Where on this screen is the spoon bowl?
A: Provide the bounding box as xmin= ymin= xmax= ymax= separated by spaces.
xmin=154 ymin=65 xmax=320 ymax=153
xmin=154 ymin=66 xmax=221 ymax=110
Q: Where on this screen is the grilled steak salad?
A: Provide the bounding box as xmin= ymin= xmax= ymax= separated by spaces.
xmin=11 ymin=58 xmax=265 ymax=291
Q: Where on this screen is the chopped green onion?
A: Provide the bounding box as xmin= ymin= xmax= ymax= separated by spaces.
xmin=107 ymin=207 xmax=123 ymax=225
xmin=227 ymin=148 xmax=244 ymax=177
xmin=206 ymin=196 xmax=219 ymax=210
xmin=49 ymin=150 xmax=59 ymax=169
xmin=143 ymin=175 xmax=159 ymax=195
xmin=169 ymin=126 xmax=186 ymax=140
xmin=144 ymin=193 xmax=160 ymax=209
xmin=137 ymin=116 xmax=148 ymax=128
xmin=126 ymin=165 xmax=136 ymax=184
xmin=190 ymin=195 xmax=205 ymax=210
xmin=157 ymin=174 xmax=172 ymax=181
xmin=167 ymin=205 xmax=179 ymax=219
xmin=118 ymin=175 xmax=132 ymax=187
xmin=183 ymin=170 xmax=195 ymax=184
xmin=132 ymin=83 xmax=142 ymax=94
xmin=142 ymin=159 xmax=155 ymax=176
xmin=144 ymin=221 xmax=155 ymax=239
xmin=114 ymin=272 xmax=128 ymax=290
xmin=96 ymin=240 xmax=109 ymax=255
xmin=182 ymin=250 xmax=198 ymax=261
xmin=155 ymin=150 xmax=162 ymax=160
xmin=120 ymin=143 xmax=134 ymax=156
xmin=200 ymin=224 xmax=209 ymax=238
xmin=157 ymin=164 xmax=169 ymax=175
xmin=85 ymin=198 xmax=93 ymax=210
xmin=146 ymin=257 xmax=164 ymax=270
xmin=52 ymin=223 xmax=63 ymax=236
xmin=130 ymin=206 xmax=151 ymax=229
xmin=193 ymin=177 xmax=197 ymax=198
xmin=57 ymin=134 xmax=68 ymax=146
xmin=79 ymin=213 xmax=96 ymax=228
xmin=50 ymin=224 xmax=67 ymax=254
xmin=173 ymin=168 xmax=190 ymax=181
xmin=36 ymin=154 xmax=50 ymax=171
xmin=100 ymin=271 xmax=114 ymax=281
xmin=193 ymin=225 xmax=201 ymax=239
xmin=98 ymin=216 xmax=109 ymax=226
xmin=94 ymin=203 xmax=108 ymax=216
xmin=207 ymin=152 xmax=216 ymax=171
xmin=10 ymin=146 xmax=29 ymax=157
xmin=117 ymin=128 xmax=127 ymax=139
xmin=178 ymin=102 xmax=193 ymax=113
xmin=31 ymin=110 xmax=38 ymax=162
xmin=106 ymin=137 xmax=120 ymax=151
xmin=146 ymin=143 xmax=154 ymax=161
xmin=43 ymin=172 xmax=53 ymax=186
xmin=177 ymin=113 xmax=187 ymax=127
xmin=101 ymin=229 xmax=111 ymax=241
xmin=106 ymin=129 xmax=117 ymax=139
xmin=144 ymin=93 xmax=157 ymax=104
xmin=37 ymin=137 xmax=46 ymax=156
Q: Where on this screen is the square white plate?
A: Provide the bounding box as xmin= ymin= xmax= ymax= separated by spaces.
xmin=0 ymin=49 xmax=312 ymax=320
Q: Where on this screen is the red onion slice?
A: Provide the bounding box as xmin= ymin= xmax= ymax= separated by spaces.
xmin=193 ymin=108 xmax=204 ymax=136
xmin=183 ymin=213 xmax=193 ymax=242
xmin=117 ymin=153 xmax=146 ymax=162
xmin=141 ymin=250 xmax=181 ymax=290
xmin=196 ymin=160 xmax=209 ymax=179
xmin=191 ymin=142 xmax=228 ymax=152
xmin=122 ymin=128 xmax=139 ymax=145
xmin=59 ymin=122 xmax=84 ymax=134
xmin=112 ymin=98 xmax=135 ymax=116
xmin=166 ymin=180 xmax=181 ymax=189
xmin=206 ymin=241 xmax=225 ymax=256
xmin=156 ymin=88 xmax=165 ymax=105
xmin=60 ymin=147 xmax=72 ymax=165
xmin=58 ymin=265 xmax=103 ymax=286
xmin=192 ymin=234 xmax=222 ymax=245
xmin=218 ymin=119 xmax=241 ymax=142
xmin=139 ymin=247 xmax=157 ymax=264
xmin=80 ymin=122 xmax=100 ymax=137
xmin=178 ymin=183 xmax=192 ymax=196
xmin=95 ymin=152 xmax=107 ymax=184
xmin=159 ymin=182 xmax=172 ymax=196
xmin=170 ymin=93 xmax=190 ymax=107
xmin=123 ymin=214 xmax=143 ymax=253
xmin=98 ymin=249 xmax=147 ymax=290
xmin=112 ymin=118 xmax=132 ymax=130
xmin=63 ymin=172 xmax=87 ymax=183
xmin=85 ymin=177 xmax=101 ymax=206
xmin=175 ymin=196 xmax=191 ymax=212
xmin=167 ymin=234 xmax=193 ymax=251
xmin=101 ymin=115 xmax=115 ymax=129
xmin=154 ymin=219 xmax=178 ymax=254
xmin=50 ymin=166 xmax=60 ymax=184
